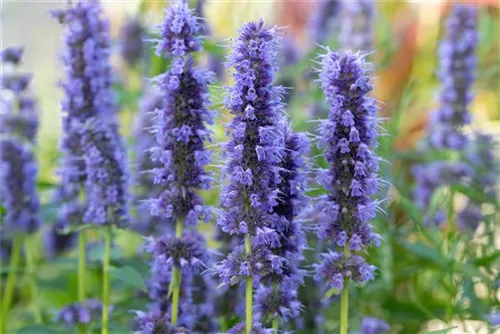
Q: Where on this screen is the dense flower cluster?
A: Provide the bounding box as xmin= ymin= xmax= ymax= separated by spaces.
xmin=0 ymin=47 xmax=39 ymax=144
xmin=119 ymin=16 xmax=145 ymax=66
xmin=0 ymin=46 xmax=24 ymax=65
xmin=52 ymin=0 xmax=119 ymax=228
xmin=132 ymin=89 xmax=164 ymax=234
xmin=315 ymin=51 xmax=381 ymax=292
xmin=145 ymin=231 xmax=209 ymax=277
xmin=80 ymin=119 xmax=129 ymax=227
xmin=135 ymin=309 xmax=188 ymax=334
xmin=358 ymin=317 xmax=390 ymax=334
xmin=155 ymin=1 xmax=202 ymax=57
xmin=228 ymin=322 xmax=273 ymax=334
xmin=139 ymin=1 xmax=214 ymax=330
xmin=254 ymin=126 xmax=309 ymax=324
xmin=457 ymin=133 xmax=499 ymax=231
xmin=429 ymin=5 xmax=477 ymax=150
xmin=309 ymin=0 xmax=340 ymax=44
xmin=0 ymin=140 xmax=40 ymax=234
xmin=340 ymin=1 xmax=375 ymax=52
xmin=144 ymin=56 xmax=213 ymax=226
xmin=55 ymin=300 xmax=105 ymax=327
xmin=412 ymin=161 xmax=472 ymax=211
xmin=216 ymin=20 xmax=286 ymax=286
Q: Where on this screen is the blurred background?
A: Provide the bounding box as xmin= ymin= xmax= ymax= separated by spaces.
xmin=1 ymin=0 xmax=500 ymax=333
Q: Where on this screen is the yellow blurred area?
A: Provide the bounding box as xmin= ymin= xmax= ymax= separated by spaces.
xmin=204 ymin=1 xmax=277 ymax=39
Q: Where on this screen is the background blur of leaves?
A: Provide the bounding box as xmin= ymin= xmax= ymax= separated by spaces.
xmin=2 ymin=1 xmax=499 ymax=333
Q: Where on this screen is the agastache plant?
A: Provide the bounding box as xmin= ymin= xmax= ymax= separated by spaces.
xmin=339 ymin=1 xmax=375 ymax=52
xmin=254 ymin=124 xmax=309 ymax=331
xmin=139 ymin=1 xmax=213 ymax=330
xmin=314 ymin=50 xmax=382 ymax=334
xmin=413 ymin=5 xmax=478 ymax=226
xmin=52 ymin=1 xmax=128 ymax=333
xmin=132 ymin=89 xmax=164 ymax=234
xmin=0 ymin=46 xmax=42 ymax=332
xmin=429 ymin=5 xmax=477 ymax=150
xmin=308 ymin=0 xmax=340 ymax=45
xmin=215 ymin=20 xmax=286 ymax=334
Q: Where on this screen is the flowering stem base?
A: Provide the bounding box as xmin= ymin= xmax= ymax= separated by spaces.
xmin=25 ymin=236 xmax=42 ymax=323
xmin=101 ymin=226 xmax=112 ymax=334
xmin=340 ymin=244 xmax=350 ymax=334
xmin=0 ymin=235 xmax=23 ymax=334
xmin=78 ymin=231 xmax=86 ymax=303
xmin=171 ymin=218 xmax=183 ymax=326
xmin=245 ymin=235 xmax=252 ymax=334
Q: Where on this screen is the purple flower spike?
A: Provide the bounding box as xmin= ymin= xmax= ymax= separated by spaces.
xmin=215 ymin=20 xmax=286 ymax=286
xmin=141 ymin=1 xmax=214 ymax=329
xmin=155 ymin=0 xmax=202 ymax=57
xmin=0 ymin=140 xmax=40 ymax=235
xmin=340 ymin=1 xmax=375 ymax=52
xmin=119 ymin=16 xmax=145 ymax=66
xmin=254 ymin=125 xmax=309 ymax=324
xmin=132 ymin=89 xmax=164 ymax=234
xmin=315 ymin=50 xmax=382 ymax=292
xmin=309 ymin=1 xmax=340 ymax=45
xmin=429 ymin=5 xmax=477 ymax=150
xmin=145 ymin=56 xmax=213 ymax=227
xmin=53 ymin=0 xmax=123 ymax=229
xmin=80 ymin=119 xmax=129 ymax=227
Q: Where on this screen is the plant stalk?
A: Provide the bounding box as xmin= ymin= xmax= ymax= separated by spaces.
xmin=171 ymin=218 xmax=183 ymax=326
xmin=1 ymin=236 xmax=23 ymax=334
xmin=78 ymin=231 xmax=86 ymax=303
xmin=24 ymin=237 xmax=42 ymax=323
xmin=101 ymin=227 xmax=112 ymax=334
xmin=340 ymin=243 xmax=350 ymax=334
xmin=245 ymin=234 xmax=252 ymax=334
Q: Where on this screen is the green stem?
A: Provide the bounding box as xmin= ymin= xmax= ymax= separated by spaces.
xmin=245 ymin=235 xmax=252 ymax=334
xmin=171 ymin=218 xmax=183 ymax=326
xmin=101 ymin=227 xmax=112 ymax=334
xmin=24 ymin=238 xmax=42 ymax=323
xmin=272 ymin=281 xmax=278 ymax=333
xmin=272 ymin=318 xmax=278 ymax=333
xmin=1 ymin=236 xmax=23 ymax=334
xmin=340 ymin=243 xmax=350 ymax=334
xmin=446 ymin=188 xmax=455 ymax=322
xmin=78 ymin=232 xmax=86 ymax=303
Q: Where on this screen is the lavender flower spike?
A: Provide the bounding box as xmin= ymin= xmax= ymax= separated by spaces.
xmin=315 ymin=50 xmax=382 ymax=294
xmin=429 ymin=5 xmax=477 ymax=150
xmin=340 ymin=1 xmax=375 ymax=52
xmin=139 ymin=1 xmax=214 ymax=330
xmin=255 ymin=125 xmax=309 ymax=327
xmin=52 ymin=0 xmax=118 ymax=229
xmin=0 ymin=140 xmax=40 ymax=235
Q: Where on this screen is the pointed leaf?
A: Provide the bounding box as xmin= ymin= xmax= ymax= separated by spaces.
xmin=109 ymin=265 xmax=147 ymax=292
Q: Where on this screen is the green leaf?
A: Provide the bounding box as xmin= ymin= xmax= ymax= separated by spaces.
xmin=109 ymin=265 xmax=147 ymax=292
xmin=322 ymin=287 xmax=340 ymax=301
xmin=37 ymin=180 xmax=58 ymax=190
xmin=422 ymin=327 xmax=456 ymax=334
xmin=17 ymin=325 xmax=60 ymax=334
xmin=401 ymin=243 xmax=448 ymax=270
xmin=473 ymin=250 xmax=500 ymax=267
xmin=452 ymin=184 xmax=498 ymax=207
